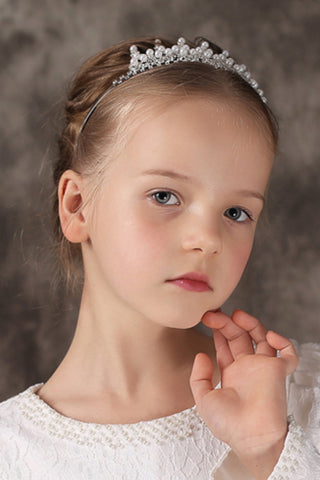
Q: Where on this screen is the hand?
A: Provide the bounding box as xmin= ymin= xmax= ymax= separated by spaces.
xmin=190 ymin=310 xmax=298 ymax=480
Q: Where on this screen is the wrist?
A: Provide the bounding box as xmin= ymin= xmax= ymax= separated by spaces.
xmin=234 ymin=432 xmax=287 ymax=480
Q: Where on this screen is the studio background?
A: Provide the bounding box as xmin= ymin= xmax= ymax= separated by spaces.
xmin=1 ymin=0 xmax=319 ymax=401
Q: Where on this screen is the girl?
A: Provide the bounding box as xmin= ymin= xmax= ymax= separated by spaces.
xmin=0 ymin=36 xmax=319 ymax=479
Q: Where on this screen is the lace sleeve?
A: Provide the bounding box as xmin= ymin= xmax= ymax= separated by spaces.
xmin=287 ymin=342 xmax=320 ymax=450
xmin=268 ymin=342 xmax=320 ymax=479
xmin=268 ymin=416 xmax=320 ymax=479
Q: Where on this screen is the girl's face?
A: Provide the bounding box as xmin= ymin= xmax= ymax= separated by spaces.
xmin=83 ymin=97 xmax=274 ymax=329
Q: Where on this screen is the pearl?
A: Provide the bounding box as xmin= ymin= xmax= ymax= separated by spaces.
xmin=129 ymin=45 xmax=138 ymax=54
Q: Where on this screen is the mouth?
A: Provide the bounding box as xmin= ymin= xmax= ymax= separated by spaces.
xmin=166 ymin=272 xmax=212 ymax=292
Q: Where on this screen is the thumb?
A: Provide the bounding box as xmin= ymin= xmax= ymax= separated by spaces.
xmin=190 ymin=352 xmax=214 ymax=405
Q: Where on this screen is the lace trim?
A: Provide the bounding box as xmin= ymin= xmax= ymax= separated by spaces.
xmin=269 ymin=416 xmax=320 ymax=479
xmin=16 ymin=384 xmax=205 ymax=448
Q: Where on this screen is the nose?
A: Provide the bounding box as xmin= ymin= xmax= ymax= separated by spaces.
xmin=180 ymin=213 xmax=223 ymax=256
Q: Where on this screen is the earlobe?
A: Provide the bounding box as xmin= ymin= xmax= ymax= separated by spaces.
xmin=58 ymin=170 xmax=89 ymax=243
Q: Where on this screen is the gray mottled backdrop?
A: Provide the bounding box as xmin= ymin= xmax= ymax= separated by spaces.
xmin=1 ymin=0 xmax=319 ymax=401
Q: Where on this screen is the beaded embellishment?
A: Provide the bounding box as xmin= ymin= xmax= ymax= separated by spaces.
xmin=17 ymin=384 xmax=204 ymax=448
xmin=125 ymin=38 xmax=265 ymax=101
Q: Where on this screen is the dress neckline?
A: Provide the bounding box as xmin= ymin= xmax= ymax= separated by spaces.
xmin=15 ymin=383 xmax=212 ymax=448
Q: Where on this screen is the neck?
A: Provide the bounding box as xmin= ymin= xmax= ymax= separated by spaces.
xmin=38 ymin=277 xmax=217 ymax=422
xmin=69 ymin=286 xmax=196 ymax=395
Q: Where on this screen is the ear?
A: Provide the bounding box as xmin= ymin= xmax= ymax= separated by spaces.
xmin=58 ymin=170 xmax=89 ymax=243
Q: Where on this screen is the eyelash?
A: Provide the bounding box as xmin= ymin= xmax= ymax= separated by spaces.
xmin=149 ymin=190 xmax=254 ymax=223
xmin=224 ymin=207 xmax=254 ymax=223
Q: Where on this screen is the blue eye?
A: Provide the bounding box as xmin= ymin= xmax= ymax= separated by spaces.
xmin=224 ymin=207 xmax=252 ymax=222
xmin=151 ymin=191 xmax=179 ymax=205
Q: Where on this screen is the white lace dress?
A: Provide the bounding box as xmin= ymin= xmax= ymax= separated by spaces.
xmin=0 ymin=342 xmax=319 ymax=479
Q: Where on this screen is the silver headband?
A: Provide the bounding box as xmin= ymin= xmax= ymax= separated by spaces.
xmin=79 ymin=37 xmax=266 ymax=135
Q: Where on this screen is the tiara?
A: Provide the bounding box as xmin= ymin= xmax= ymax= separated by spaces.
xmin=80 ymin=37 xmax=266 ymax=134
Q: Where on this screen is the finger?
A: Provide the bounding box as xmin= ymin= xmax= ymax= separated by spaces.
xmin=202 ymin=311 xmax=254 ymax=359
xmin=255 ymin=339 xmax=277 ymax=356
xmin=190 ymin=353 xmax=214 ymax=405
xmin=232 ymin=310 xmax=276 ymax=357
xmin=266 ymin=331 xmax=299 ymax=374
xmin=213 ymin=329 xmax=234 ymax=371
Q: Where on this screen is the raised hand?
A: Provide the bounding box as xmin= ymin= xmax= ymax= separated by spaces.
xmin=190 ymin=310 xmax=298 ymax=480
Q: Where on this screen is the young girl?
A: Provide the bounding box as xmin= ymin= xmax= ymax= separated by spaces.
xmin=0 ymin=36 xmax=319 ymax=479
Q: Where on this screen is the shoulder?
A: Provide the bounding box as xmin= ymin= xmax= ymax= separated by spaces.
xmin=0 ymin=384 xmax=42 ymax=441
xmin=0 ymin=384 xmax=46 ymax=476
xmin=0 ymin=389 xmax=22 ymax=423
xmin=287 ymin=341 xmax=320 ymax=450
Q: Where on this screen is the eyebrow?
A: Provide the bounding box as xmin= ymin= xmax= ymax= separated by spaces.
xmin=141 ymin=169 xmax=265 ymax=204
xmin=141 ymin=169 xmax=195 ymax=183
xmin=234 ymin=190 xmax=265 ymax=204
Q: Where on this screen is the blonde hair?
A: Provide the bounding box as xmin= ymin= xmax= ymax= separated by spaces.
xmin=53 ymin=35 xmax=278 ymax=287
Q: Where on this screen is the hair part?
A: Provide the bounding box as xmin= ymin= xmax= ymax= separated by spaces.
xmin=53 ymin=35 xmax=278 ymax=288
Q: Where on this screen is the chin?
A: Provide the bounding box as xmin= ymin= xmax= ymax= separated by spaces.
xmin=156 ymin=309 xmax=209 ymax=330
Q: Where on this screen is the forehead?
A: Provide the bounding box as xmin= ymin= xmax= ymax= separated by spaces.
xmin=109 ymin=97 xmax=274 ymax=188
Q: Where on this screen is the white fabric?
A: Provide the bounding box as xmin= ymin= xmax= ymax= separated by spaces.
xmin=0 ymin=342 xmax=319 ymax=479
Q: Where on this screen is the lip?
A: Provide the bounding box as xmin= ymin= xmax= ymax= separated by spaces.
xmin=167 ymin=272 xmax=212 ymax=292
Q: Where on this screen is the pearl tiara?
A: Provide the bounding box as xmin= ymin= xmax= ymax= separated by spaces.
xmin=79 ymin=37 xmax=266 ymax=134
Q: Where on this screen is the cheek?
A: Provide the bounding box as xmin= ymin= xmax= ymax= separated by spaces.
xmin=227 ymin=234 xmax=255 ymax=279
xmin=108 ymin=211 xmax=171 ymax=275
xmin=236 ymin=242 xmax=253 ymax=267
xmin=216 ymin=239 xmax=254 ymax=305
